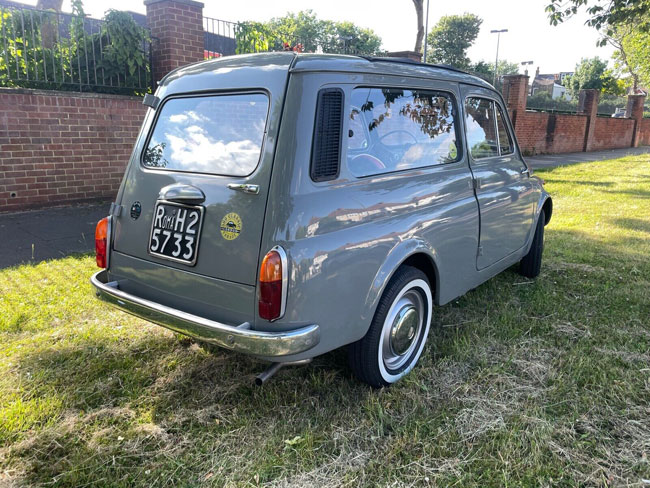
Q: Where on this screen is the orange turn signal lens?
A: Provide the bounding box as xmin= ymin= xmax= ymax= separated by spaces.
xmin=260 ymin=250 xmax=282 ymax=283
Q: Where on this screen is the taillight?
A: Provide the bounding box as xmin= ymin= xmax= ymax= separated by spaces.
xmin=95 ymin=217 xmax=109 ymax=268
xmin=258 ymin=247 xmax=287 ymax=321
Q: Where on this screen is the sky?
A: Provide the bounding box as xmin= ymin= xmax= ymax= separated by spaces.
xmin=37 ymin=0 xmax=614 ymax=74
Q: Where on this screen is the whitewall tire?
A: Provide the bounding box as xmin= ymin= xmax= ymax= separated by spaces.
xmin=349 ymin=266 xmax=433 ymax=387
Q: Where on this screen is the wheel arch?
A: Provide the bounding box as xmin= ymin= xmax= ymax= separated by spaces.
xmin=361 ymin=240 xmax=440 ymax=339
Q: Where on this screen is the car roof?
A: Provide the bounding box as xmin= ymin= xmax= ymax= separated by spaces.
xmin=290 ymin=53 xmax=495 ymax=90
xmin=165 ymin=52 xmax=496 ymax=92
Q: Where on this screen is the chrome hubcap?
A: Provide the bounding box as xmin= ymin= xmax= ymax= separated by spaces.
xmin=390 ymin=306 xmax=418 ymax=356
xmin=382 ymin=289 xmax=424 ymax=371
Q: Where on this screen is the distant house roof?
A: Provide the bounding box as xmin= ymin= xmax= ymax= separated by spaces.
xmin=533 ymin=77 xmax=555 ymax=86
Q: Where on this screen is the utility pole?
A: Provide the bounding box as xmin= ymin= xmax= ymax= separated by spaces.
xmin=422 ymin=0 xmax=430 ymax=63
xmin=490 ymin=29 xmax=508 ymax=86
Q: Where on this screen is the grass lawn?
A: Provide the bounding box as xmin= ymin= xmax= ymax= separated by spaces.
xmin=1 ymin=155 xmax=649 ymax=487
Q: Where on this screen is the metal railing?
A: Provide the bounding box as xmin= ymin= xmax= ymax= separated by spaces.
xmin=203 ymin=17 xmax=307 ymax=58
xmin=203 ymin=16 xmax=375 ymax=59
xmin=0 ymin=5 xmax=152 ymax=95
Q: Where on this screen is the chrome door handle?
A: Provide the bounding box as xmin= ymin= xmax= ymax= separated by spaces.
xmin=228 ymin=183 xmax=260 ymax=195
xmin=521 ymin=167 xmax=530 ymax=175
xmin=159 ymin=183 xmax=205 ymax=204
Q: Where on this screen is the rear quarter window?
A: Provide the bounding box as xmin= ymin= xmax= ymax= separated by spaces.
xmin=143 ymin=93 xmax=269 ymax=177
xmin=346 ymin=87 xmax=460 ymax=178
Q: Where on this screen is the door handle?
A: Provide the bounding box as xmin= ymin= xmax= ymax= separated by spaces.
xmin=521 ymin=167 xmax=530 ymax=175
xmin=158 ymin=183 xmax=205 ymax=204
xmin=228 ymin=183 xmax=260 ymax=195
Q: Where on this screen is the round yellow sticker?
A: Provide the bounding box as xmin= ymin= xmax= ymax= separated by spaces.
xmin=220 ymin=213 xmax=242 ymax=240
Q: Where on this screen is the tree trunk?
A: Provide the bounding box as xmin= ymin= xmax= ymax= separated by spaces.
xmin=412 ymin=0 xmax=424 ymax=53
xmin=37 ymin=0 xmax=64 ymax=49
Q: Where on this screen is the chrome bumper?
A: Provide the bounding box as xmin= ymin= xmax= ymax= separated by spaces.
xmin=91 ymin=270 xmax=320 ymax=357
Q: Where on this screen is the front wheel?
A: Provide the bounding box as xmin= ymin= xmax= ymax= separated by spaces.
xmin=519 ymin=209 xmax=545 ymax=278
xmin=349 ymin=266 xmax=432 ymax=388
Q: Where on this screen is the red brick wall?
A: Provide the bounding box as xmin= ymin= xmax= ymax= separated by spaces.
xmin=591 ymin=116 xmax=636 ymax=151
xmin=145 ymin=0 xmax=205 ymax=83
xmin=514 ymin=112 xmax=550 ymax=154
xmin=637 ymin=119 xmax=650 ymax=147
xmin=515 ymin=112 xmax=588 ymax=155
xmin=0 ymin=88 xmax=145 ymax=212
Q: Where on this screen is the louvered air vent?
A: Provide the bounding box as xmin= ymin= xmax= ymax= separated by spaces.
xmin=310 ymin=88 xmax=344 ymax=182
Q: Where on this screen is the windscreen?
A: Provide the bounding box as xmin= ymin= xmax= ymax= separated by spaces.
xmin=143 ymin=93 xmax=269 ymax=176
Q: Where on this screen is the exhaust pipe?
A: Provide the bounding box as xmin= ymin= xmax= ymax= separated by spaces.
xmin=255 ymin=362 xmax=283 ymax=386
xmin=254 ymin=359 xmax=312 ymax=386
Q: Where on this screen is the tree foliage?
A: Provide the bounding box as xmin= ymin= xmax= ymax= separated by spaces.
xmin=236 ymin=10 xmax=382 ymax=55
xmin=545 ymin=0 xmax=650 ymax=35
xmin=564 ymin=57 xmax=625 ymax=96
xmin=470 ymin=60 xmax=519 ymax=84
xmin=425 ymin=14 xmax=482 ymax=69
xmin=0 ymin=0 xmax=150 ymax=95
xmin=605 ymin=21 xmax=650 ymax=92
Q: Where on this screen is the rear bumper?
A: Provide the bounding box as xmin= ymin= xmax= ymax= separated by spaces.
xmin=91 ymin=270 xmax=320 ymax=358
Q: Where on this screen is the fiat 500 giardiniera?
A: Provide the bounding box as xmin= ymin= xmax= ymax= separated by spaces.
xmin=91 ymin=53 xmax=552 ymax=387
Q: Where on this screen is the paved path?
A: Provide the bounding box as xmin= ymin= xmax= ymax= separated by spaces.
xmin=526 ymin=146 xmax=650 ymax=169
xmin=0 ymin=201 xmax=110 ymax=269
xmin=1 ymin=146 xmax=649 ymax=269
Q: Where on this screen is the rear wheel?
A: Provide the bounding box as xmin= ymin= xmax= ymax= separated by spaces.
xmin=349 ymin=266 xmax=432 ymax=387
xmin=519 ymin=210 xmax=545 ymax=278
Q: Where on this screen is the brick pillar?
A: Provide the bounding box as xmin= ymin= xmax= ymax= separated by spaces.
xmin=501 ymin=74 xmax=529 ymax=128
xmin=145 ymin=0 xmax=205 ymax=85
xmin=625 ymin=94 xmax=647 ymax=147
xmin=578 ymin=89 xmax=600 ymax=152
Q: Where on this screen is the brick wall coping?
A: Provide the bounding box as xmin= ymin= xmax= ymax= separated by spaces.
xmin=0 ymin=87 xmax=143 ymax=101
xmin=143 ymin=0 xmax=204 ymax=7
xmin=524 ymin=110 xmax=589 ymax=117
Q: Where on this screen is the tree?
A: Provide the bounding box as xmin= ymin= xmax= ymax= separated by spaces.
xmin=545 ymin=0 xmax=650 ymax=36
xmin=565 ymin=57 xmax=624 ymax=96
xmin=249 ymin=10 xmax=382 ymax=55
xmin=605 ymin=21 xmax=650 ymax=92
xmin=412 ymin=0 xmax=425 ymax=53
xmin=425 ymin=14 xmax=482 ymax=69
xmin=267 ymin=10 xmax=323 ymax=53
xmin=320 ymin=21 xmax=382 ymax=55
xmin=470 ymin=60 xmax=519 ymax=84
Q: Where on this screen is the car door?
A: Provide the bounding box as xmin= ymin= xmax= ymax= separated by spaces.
xmin=461 ymin=85 xmax=536 ymax=270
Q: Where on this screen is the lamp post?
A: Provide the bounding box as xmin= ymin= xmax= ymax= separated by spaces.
xmin=521 ymin=60 xmax=534 ymax=76
xmin=422 ymin=0 xmax=430 ymax=63
xmin=490 ymin=29 xmax=508 ymax=86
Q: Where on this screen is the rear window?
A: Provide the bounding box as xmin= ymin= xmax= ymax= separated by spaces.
xmin=143 ymin=93 xmax=269 ymax=176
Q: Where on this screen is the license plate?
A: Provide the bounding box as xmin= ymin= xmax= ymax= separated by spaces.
xmin=148 ymin=201 xmax=204 ymax=266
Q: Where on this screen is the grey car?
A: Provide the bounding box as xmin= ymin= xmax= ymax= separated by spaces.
xmin=91 ymin=53 xmax=552 ymax=387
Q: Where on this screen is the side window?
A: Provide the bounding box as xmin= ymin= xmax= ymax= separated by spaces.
xmin=348 ymin=107 xmax=369 ymax=150
xmin=496 ymin=105 xmax=514 ymax=155
xmin=346 ymin=87 xmax=459 ymax=178
xmin=465 ymin=97 xmax=498 ymax=159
